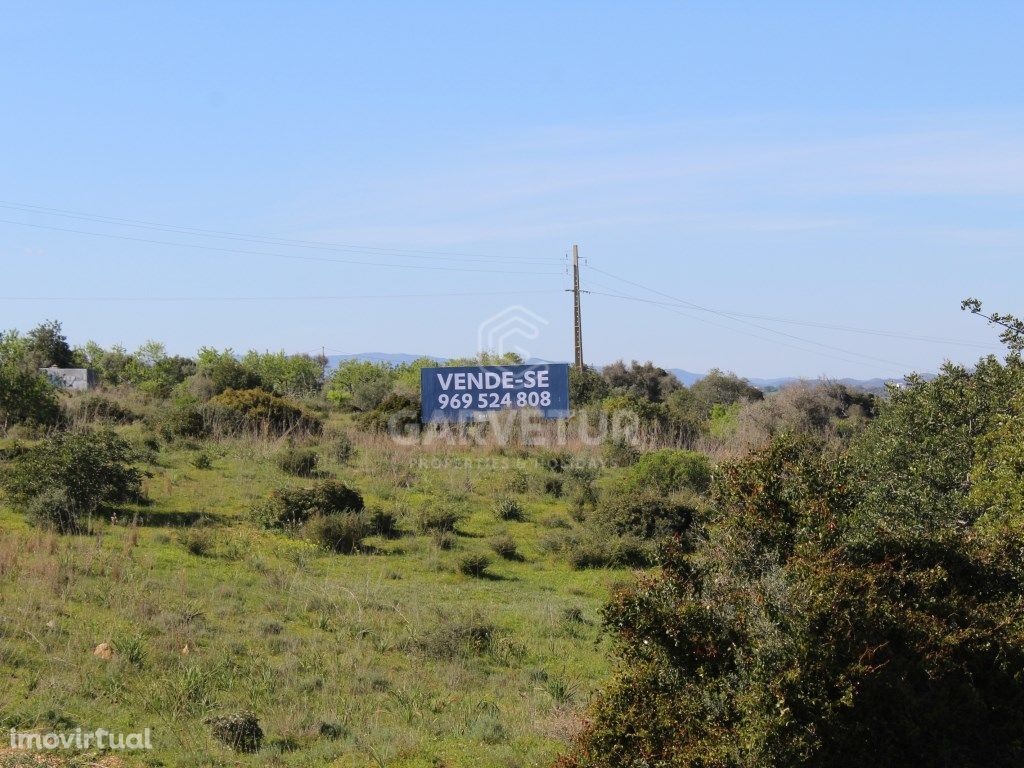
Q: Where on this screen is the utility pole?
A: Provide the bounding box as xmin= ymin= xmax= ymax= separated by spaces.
xmin=572 ymin=244 xmax=584 ymax=372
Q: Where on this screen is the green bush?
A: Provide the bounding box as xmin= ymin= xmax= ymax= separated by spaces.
xmin=366 ymin=506 xmax=400 ymax=538
xmin=206 ymin=388 xmax=322 ymax=436
xmin=601 ymin=436 xmax=640 ymax=467
xmin=251 ymin=480 xmax=364 ymax=528
xmin=65 ymin=394 xmax=139 ymax=425
xmin=626 ymin=448 xmax=712 ymax=495
xmin=275 ymin=446 xmax=319 ymax=477
xmin=591 ymin=487 xmax=700 ymax=538
xmin=566 ymin=534 xmax=651 ymax=570
xmin=191 ymin=451 xmax=213 ymax=470
xmin=159 ymin=400 xmax=207 ymax=439
xmin=417 ymin=613 xmax=496 ymax=658
xmin=414 ymin=504 xmax=462 ymax=534
xmin=563 ymin=425 xmax=1024 ymax=767
xmin=563 ymin=464 xmax=600 ymax=510
xmin=432 ymin=530 xmax=457 ymax=550
xmin=331 ymin=431 xmax=357 ymax=464
xmin=307 ymin=512 xmax=368 ymax=553
xmin=356 ymin=394 xmax=420 ymax=434
xmin=1 ymin=429 xmax=142 ymax=531
xmin=494 ymin=495 xmax=525 ymax=521
xmin=543 ymin=476 xmax=563 ymax=497
xmin=457 ymin=553 xmax=492 ymax=578
xmin=489 ymin=534 xmax=520 ymax=560
xmin=0 ymin=366 xmax=59 ymax=430
xmin=180 ymin=526 xmax=215 ymax=556
xmin=24 ymin=488 xmax=79 ymax=532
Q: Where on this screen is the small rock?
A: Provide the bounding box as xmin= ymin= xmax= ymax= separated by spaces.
xmin=45 ymin=619 xmax=57 ymax=630
xmin=181 ymin=643 xmax=191 ymax=655
xmin=93 ymin=642 xmax=114 ymax=660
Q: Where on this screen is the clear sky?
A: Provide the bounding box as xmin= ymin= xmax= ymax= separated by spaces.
xmin=2 ymin=2 xmax=1020 ymax=379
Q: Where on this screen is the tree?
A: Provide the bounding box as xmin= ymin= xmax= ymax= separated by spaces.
xmin=0 ymin=330 xmax=59 ymax=429
xmin=563 ymin=345 xmax=1024 ymax=768
xmin=123 ymin=341 xmax=196 ymax=397
xmin=601 ymin=360 xmax=681 ymax=402
xmin=562 ymin=432 xmax=1024 ymax=767
xmin=688 ymin=367 xmax=763 ymax=417
xmin=25 ymin=319 xmax=76 ymax=368
xmin=326 ymin=359 xmax=397 ymax=411
xmin=1 ymin=429 xmax=141 ymax=530
xmin=189 ymin=347 xmax=262 ymax=398
xmin=962 ymin=298 xmax=1024 ymax=353
xmin=569 ymin=365 xmax=610 ymax=407
xmin=81 ymin=341 xmax=134 ymax=385
xmin=240 ymin=350 xmax=322 ymax=397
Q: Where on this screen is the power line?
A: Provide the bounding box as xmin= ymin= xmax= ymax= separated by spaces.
xmin=4 ymin=290 xmax=565 ymax=302
xmin=0 ymin=288 xmax=566 ymax=302
xmin=589 ymin=287 xmax=911 ymax=374
xmin=0 ymin=218 xmax=565 ymax=276
xmin=583 ymin=276 xmax=998 ymax=351
xmin=0 ymin=199 xmax=564 ymax=265
xmin=584 ymin=266 xmax=916 ymax=372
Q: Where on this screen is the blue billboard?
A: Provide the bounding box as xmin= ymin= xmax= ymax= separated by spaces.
xmin=420 ymin=363 xmax=570 ymax=423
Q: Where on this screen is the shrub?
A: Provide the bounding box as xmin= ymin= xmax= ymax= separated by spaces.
xmin=543 ymin=476 xmax=563 ymax=497
xmin=503 ymin=467 xmax=530 ymax=493
xmin=418 ymin=613 xmax=496 ymax=658
xmin=458 ymin=553 xmax=492 ymax=577
xmin=65 ymin=394 xmax=139 ymax=425
xmin=494 ymin=496 xmax=525 ymax=521
xmin=191 ymin=451 xmax=213 ymax=470
xmin=366 ymin=506 xmax=400 ymax=538
xmin=160 ymin=400 xmax=207 ymax=439
xmin=180 ymin=526 xmax=214 ymax=556
xmin=356 ymin=394 xmax=420 ymax=434
xmin=627 ymin=448 xmax=712 ymax=495
xmin=601 ymin=436 xmax=640 ymax=467
xmin=414 ymin=504 xmax=462 ymax=534
xmin=276 ymin=446 xmax=319 ymax=477
xmin=489 ymin=534 xmax=520 ymax=560
xmin=208 ymin=712 xmax=263 ymax=753
xmin=591 ymin=487 xmax=700 ymax=538
xmin=432 ymin=530 xmax=458 ymax=550
xmin=206 ymin=388 xmax=321 ymax=436
xmin=563 ymin=464 xmax=600 ymax=510
xmin=307 ymin=512 xmax=368 ymax=553
xmin=331 ymin=431 xmax=357 ymax=464
xmin=567 ymin=534 xmax=651 ymax=570
xmin=24 ymin=489 xmax=79 ymax=532
xmin=0 ymin=364 xmax=60 ymax=430
xmin=113 ymin=633 xmax=147 ymax=668
xmin=562 ymin=427 xmax=1024 ymax=767
xmin=251 ymin=481 xmax=364 ymax=528
xmin=1 ymin=429 xmax=142 ymax=531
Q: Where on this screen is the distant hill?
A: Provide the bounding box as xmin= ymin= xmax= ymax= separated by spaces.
xmin=324 ymin=353 xmax=916 ymax=392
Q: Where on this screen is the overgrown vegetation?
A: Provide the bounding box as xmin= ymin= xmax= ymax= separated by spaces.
xmin=1 ymin=310 xmax=1020 ymax=766
xmin=560 ymin=307 xmax=1024 ymax=768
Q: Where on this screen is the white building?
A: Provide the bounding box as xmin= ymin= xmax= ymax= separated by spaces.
xmin=40 ymin=367 xmax=97 ymax=392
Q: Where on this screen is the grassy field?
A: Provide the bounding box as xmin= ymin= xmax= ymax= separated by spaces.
xmin=0 ymin=420 xmax=637 ymax=767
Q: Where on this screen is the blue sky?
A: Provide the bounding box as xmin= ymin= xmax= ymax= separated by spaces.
xmin=1 ymin=2 xmax=1021 ymax=378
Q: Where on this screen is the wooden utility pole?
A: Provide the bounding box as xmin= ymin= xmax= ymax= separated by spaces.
xmin=572 ymin=244 xmax=584 ymax=371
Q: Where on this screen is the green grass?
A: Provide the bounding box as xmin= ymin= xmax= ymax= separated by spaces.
xmin=0 ymin=423 xmax=636 ymax=767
